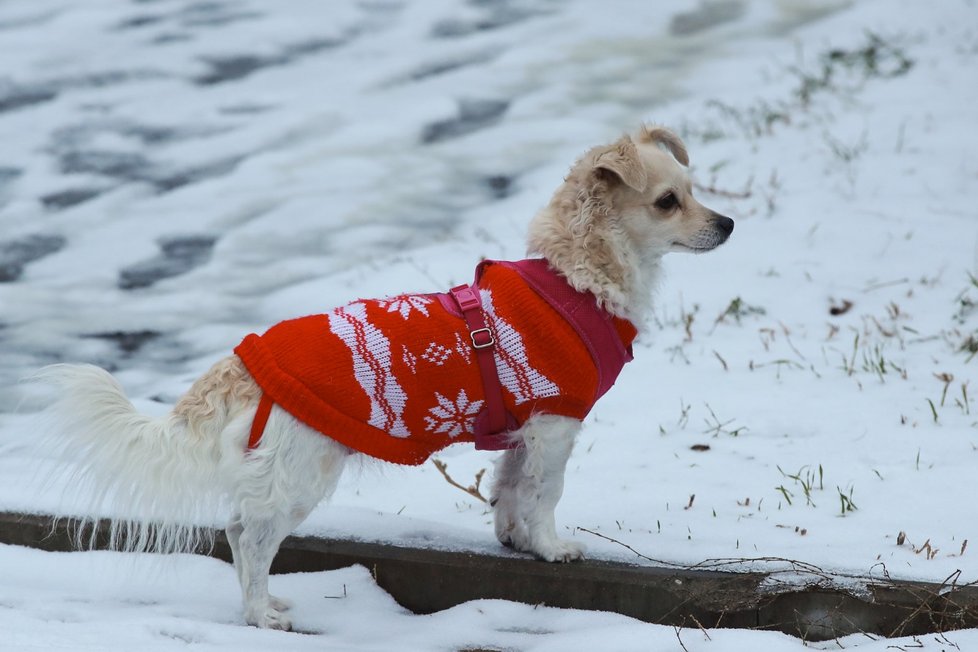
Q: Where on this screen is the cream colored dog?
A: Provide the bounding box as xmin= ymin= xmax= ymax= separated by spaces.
xmin=38 ymin=125 xmax=733 ymax=630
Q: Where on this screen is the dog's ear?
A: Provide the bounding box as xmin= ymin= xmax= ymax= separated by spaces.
xmin=639 ymin=125 xmax=689 ymax=166
xmin=593 ymin=137 xmax=647 ymax=192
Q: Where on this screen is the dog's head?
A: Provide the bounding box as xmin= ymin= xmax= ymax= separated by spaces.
xmin=588 ymin=125 xmax=733 ymax=257
xmin=529 ymin=125 xmax=733 ymax=317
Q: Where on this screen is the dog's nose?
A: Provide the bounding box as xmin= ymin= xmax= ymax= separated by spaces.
xmin=715 ymin=215 xmax=734 ymax=236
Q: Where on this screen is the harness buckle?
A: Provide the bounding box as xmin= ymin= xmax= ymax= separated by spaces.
xmin=470 ymin=327 xmax=495 ymax=349
xmin=450 ymin=285 xmax=482 ymax=312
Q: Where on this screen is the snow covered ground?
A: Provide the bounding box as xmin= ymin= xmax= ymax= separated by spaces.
xmin=1 ymin=544 xmax=975 ymax=652
xmin=1 ymin=0 xmax=977 ymax=649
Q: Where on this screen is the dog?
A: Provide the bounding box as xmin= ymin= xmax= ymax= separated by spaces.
xmin=36 ymin=125 xmax=733 ymax=630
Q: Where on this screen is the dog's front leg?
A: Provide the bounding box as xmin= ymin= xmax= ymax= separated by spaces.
xmin=492 ymin=414 xmax=585 ymax=562
xmin=491 ymin=445 xmax=528 ymax=549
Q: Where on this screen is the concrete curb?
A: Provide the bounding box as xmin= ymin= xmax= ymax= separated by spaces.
xmin=1 ymin=511 xmax=975 ymax=641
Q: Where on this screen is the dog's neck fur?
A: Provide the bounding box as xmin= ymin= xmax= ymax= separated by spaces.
xmin=526 ymin=174 xmax=661 ymax=328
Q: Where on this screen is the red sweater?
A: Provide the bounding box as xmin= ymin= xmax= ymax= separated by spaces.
xmin=234 ymin=260 xmax=636 ymax=465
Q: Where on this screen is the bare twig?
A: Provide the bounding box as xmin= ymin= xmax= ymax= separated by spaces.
xmin=863 ymin=277 xmax=909 ymax=293
xmin=575 ymin=526 xmax=682 ymax=567
xmin=324 ymin=584 xmax=348 ymax=599
xmin=674 ymin=625 xmax=691 ymax=652
xmin=713 ymin=349 xmax=729 ymax=371
xmin=689 ymin=614 xmax=713 ymax=641
xmin=431 ymin=458 xmax=488 ymax=503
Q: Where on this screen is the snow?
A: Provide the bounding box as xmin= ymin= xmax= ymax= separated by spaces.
xmin=1 ymin=0 xmax=977 ymax=649
xmin=1 ymin=544 xmax=975 ymax=652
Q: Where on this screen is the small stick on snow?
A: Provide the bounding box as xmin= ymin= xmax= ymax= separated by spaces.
xmin=432 ymin=458 xmax=488 ymax=503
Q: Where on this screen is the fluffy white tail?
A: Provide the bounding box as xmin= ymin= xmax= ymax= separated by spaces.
xmin=35 ymin=363 xmax=235 ymax=555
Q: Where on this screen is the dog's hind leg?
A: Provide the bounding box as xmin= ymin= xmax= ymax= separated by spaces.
xmin=236 ymin=510 xmax=298 ymax=629
xmin=493 ymin=414 xmax=585 ymax=563
xmin=226 ymin=513 xmax=293 ymax=613
xmin=230 ymin=408 xmax=349 ymax=630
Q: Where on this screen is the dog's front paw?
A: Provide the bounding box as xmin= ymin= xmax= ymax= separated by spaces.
xmin=246 ymin=605 xmax=292 ymax=631
xmin=495 ymin=516 xmax=528 ymax=550
xmin=532 ymin=538 xmax=587 ymax=563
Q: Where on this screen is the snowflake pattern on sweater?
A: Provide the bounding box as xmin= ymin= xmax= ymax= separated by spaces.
xmin=235 ymin=260 xmax=637 ymax=465
xmin=423 ymin=390 xmax=484 ymax=437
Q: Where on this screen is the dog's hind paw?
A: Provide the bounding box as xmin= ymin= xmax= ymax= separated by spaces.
xmin=246 ymin=606 xmax=292 ymax=631
xmin=269 ymin=595 xmax=293 ymax=612
xmin=533 ymin=539 xmax=587 ymax=563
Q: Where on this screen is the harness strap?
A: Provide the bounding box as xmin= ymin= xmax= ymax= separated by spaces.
xmin=448 ymin=283 xmax=510 ymax=448
xmin=248 ymin=392 xmax=274 ymax=450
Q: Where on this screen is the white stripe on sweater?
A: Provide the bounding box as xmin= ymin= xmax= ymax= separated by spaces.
xmin=481 ymin=289 xmax=561 ymax=405
xmin=328 ymin=302 xmax=411 ymax=437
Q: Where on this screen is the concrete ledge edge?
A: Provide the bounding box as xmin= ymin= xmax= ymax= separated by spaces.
xmin=1 ymin=510 xmax=975 ymax=641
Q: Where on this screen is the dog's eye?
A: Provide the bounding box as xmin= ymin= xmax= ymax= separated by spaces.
xmin=654 ymin=192 xmax=678 ymax=211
